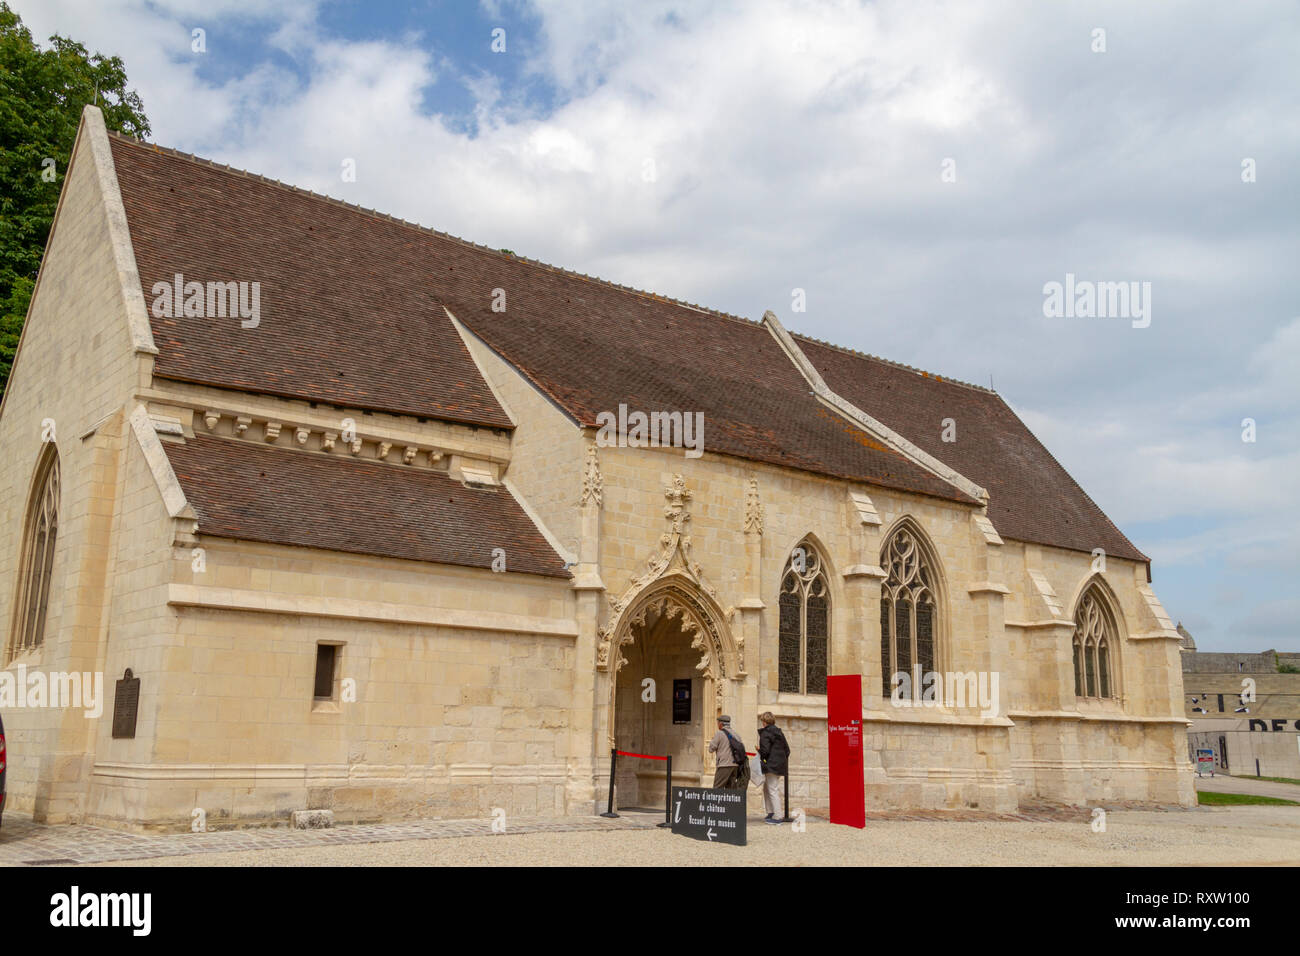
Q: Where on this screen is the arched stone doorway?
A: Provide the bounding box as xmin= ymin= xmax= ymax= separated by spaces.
xmin=594 ymin=474 xmax=746 ymax=810
xmin=605 ymin=578 xmax=742 ymax=809
xmin=612 ymin=599 xmax=707 ymax=809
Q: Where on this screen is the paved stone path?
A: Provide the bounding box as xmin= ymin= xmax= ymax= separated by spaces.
xmin=75 ymin=805 xmax=1300 ymax=868
xmin=0 ymin=804 xmax=1119 ymax=866
xmin=0 ymin=813 xmax=664 ymax=866
xmin=1194 ymin=773 xmax=1300 ymax=801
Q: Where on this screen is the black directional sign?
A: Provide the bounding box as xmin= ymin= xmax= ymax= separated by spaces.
xmin=670 ymin=786 xmax=747 ymax=846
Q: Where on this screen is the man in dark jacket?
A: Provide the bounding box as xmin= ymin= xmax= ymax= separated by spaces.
xmin=757 ymin=712 xmax=790 ymax=823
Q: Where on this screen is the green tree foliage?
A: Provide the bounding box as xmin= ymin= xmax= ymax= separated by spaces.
xmin=0 ymin=2 xmax=149 ymax=395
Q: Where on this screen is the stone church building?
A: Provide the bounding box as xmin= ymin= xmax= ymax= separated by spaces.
xmin=0 ymin=107 xmax=1194 ymax=829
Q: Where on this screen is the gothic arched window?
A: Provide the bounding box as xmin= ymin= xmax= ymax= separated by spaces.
xmin=1074 ymin=587 xmax=1116 ymax=699
xmin=880 ymin=524 xmax=938 ymax=699
xmin=9 ymin=446 xmax=60 ymax=660
xmin=778 ymin=541 xmax=829 ymax=694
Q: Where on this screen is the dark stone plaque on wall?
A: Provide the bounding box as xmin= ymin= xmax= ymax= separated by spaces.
xmin=112 ymin=668 xmax=139 ymax=739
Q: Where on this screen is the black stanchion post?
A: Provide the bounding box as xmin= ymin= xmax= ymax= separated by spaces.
xmin=600 ymin=748 xmax=620 ymax=818
xmin=659 ymin=755 xmax=672 ymax=828
xmin=783 ymin=767 xmax=790 ymax=822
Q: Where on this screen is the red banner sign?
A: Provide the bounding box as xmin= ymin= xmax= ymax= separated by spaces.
xmin=827 ymin=674 xmax=865 ymax=828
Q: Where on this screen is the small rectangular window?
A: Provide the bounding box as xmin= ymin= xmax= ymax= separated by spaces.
xmin=313 ymin=643 xmax=338 ymax=699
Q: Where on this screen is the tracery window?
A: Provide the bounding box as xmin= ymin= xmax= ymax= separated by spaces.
xmin=9 ymin=447 xmax=60 ymax=660
xmin=880 ymin=524 xmax=938 ymax=699
xmin=1073 ymin=588 xmax=1116 ymax=699
xmin=778 ymin=541 xmax=829 ymax=694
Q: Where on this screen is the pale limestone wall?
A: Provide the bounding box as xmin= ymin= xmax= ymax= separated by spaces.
xmin=1000 ymin=540 xmax=1193 ymax=805
xmin=867 ymin=722 xmax=1015 ymax=810
xmin=0 ymin=111 xmax=154 ymax=822
xmin=85 ymin=533 xmax=578 ymax=829
xmin=78 ymin=429 xmax=184 ymax=824
xmin=1183 ymin=650 xmax=1280 ymax=673
xmin=589 ymin=441 xmax=1024 ymax=811
xmin=583 ymin=435 xmax=1191 ymax=811
xmin=453 ymin=316 xmax=584 ymax=559
xmin=772 ymin=484 xmax=1016 ymax=812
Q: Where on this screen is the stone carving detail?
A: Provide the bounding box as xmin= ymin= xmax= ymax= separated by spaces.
xmin=663 ymin=473 xmax=691 ymax=532
xmin=190 ymin=410 xmax=448 ymax=471
xmin=580 ymin=443 xmax=603 ymax=507
xmin=596 ymin=474 xmax=744 ymax=679
xmin=744 ymin=477 xmax=763 ymax=534
xmin=612 ymin=592 xmax=716 ymax=681
xmin=689 ymin=628 xmax=711 ymax=673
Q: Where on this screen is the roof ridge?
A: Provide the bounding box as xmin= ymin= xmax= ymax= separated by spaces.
xmin=790 ymin=329 xmax=997 ymax=394
xmin=107 ymin=131 xmax=760 ymax=331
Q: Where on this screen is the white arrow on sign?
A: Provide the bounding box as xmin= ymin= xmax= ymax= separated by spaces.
xmin=707 ymin=828 xmax=717 ymax=841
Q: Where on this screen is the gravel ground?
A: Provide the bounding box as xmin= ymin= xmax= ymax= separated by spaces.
xmin=79 ymin=806 xmax=1300 ymax=867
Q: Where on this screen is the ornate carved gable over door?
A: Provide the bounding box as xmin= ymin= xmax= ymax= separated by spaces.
xmin=597 ymin=475 xmax=743 ymax=693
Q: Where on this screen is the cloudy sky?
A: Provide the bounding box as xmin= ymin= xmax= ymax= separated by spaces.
xmin=14 ymin=0 xmax=1298 ymax=652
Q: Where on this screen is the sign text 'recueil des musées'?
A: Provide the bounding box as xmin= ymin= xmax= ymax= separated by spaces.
xmin=671 ymin=787 xmax=746 ymax=846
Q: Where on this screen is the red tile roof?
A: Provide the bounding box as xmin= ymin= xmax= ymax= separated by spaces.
xmin=797 ymin=336 xmax=1147 ymax=562
xmin=109 ymin=136 xmax=513 ymax=429
xmin=163 ymin=435 xmax=570 ymax=577
xmin=108 ymin=133 xmax=975 ymax=507
xmin=452 ymin=290 xmax=975 ymax=504
xmin=110 ymin=132 xmax=1146 ymax=560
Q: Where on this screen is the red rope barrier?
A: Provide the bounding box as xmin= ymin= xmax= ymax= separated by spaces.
xmin=615 ymin=750 xmax=668 ymax=761
xmin=613 ymin=749 xmax=755 ymax=760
